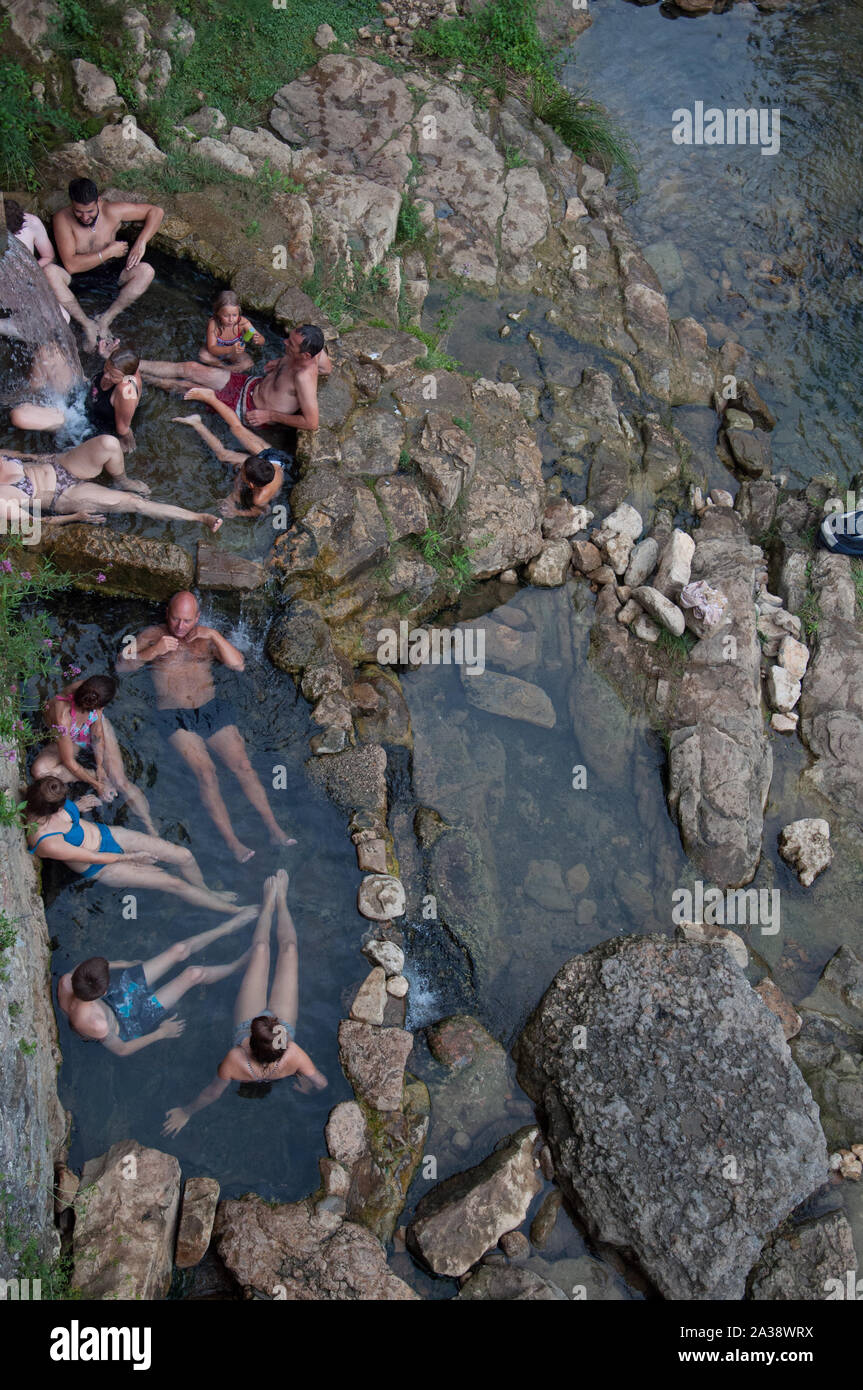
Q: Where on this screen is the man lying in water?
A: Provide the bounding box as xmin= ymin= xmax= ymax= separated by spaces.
xmin=162 ymin=871 xmax=326 ymax=1134
xmin=116 ymin=590 xmax=296 ymax=863
xmin=57 ymin=907 xmax=257 ymax=1056
xmin=139 ymin=324 xmax=332 ymax=434
xmin=173 ymin=387 xmax=291 ymax=518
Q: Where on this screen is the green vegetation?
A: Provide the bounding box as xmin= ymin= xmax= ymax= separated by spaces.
xmin=414 ymin=526 xmax=493 ymax=596
xmin=394 ymin=194 xmax=427 ymax=252
xmin=503 ymin=145 xmax=528 ymax=169
xmin=800 ymin=559 xmax=821 ymax=639
xmin=1 ymin=1181 xmax=76 ymax=1298
xmin=303 ymin=251 xmax=390 ymax=329
xmin=18 ymin=1039 xmax=37 ymax=1057
xmin=0 ymin=41 xmax=85 ymax=186
xmin=412 ymin=279 xmax=466 ymax=371
xmin=0 ymin=543 xmax=70 ymax=771
xmin=48 ymin=0 xmax=378 ymax=150
xmin=255 ymin=159 xmax=304 ymax=197
xmin=0 ymin=910 xmax=16 ymax=983
xmin=657 ymin=628 xmax=696 ymax=668
xmin=852 ymin=559 xmax=863 ymax=617
xmin=413 ymin=0 xmax=637 ymax=194
xmin=452 ymin=415 xmax=474 ymax=436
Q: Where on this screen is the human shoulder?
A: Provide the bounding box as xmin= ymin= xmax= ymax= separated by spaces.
xmin=218 ymin=1048 xmax=245 ymax=1080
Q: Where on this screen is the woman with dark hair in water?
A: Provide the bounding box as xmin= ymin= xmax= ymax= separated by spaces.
xmin=162 ymin=870 xmax=327 ymax=1136
xmin=31 ymin=672 xmax=156 ymax=834
xmin=25 ymin=776 xmax=246 ymax=913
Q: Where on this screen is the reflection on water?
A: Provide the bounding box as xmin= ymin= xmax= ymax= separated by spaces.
xmin=39 ymin=592 xmax=359 ymax=1201
xmin=569 ymin=0 xmax=863 ymax=486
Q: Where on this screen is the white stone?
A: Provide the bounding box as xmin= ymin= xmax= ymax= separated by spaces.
xmin=771 ymin=712 xmax=799 ymax=734
xmin=194 ymin=137 xmax=254 ymax=177
xmin=617 ymin=599 xmax=641 ymax=626
xmin=315 ymin=22 xmax=337 ymax=48
xmin=632 ymin=613 xmax=661 ymax=643
xmin=653 ymin=529 xmax=695 ymax=599
xmin=624 ymin=537 xmax=659 ymax=589
xmin=350 ymin=967 xmax=387 ymax=1025
xmin=325 ymin=1101 xmax=368 ymax=1167
xmin=633 ymin=586 xmax=685 ymax=636
xmin=71 ymin=60 xmax=123 ymax=115
xmin=710 ymin=489 xmax=734 ymax=508
xmin=564 ymin=196 xmax=588 ymax=221
xmin=766 ymin=664 xmax=801 ymax=714
xmin=357 ymin=874 xmax=406 ymax=920
xmin=599 ymin=503 xmax=643 ymax=542
xmin=525 ymin=540 xmax=572 ymax=587
xmin=386 ymin=975 xmax=409 ymax=998
xmin=778 ymin=819 xmax=833 ymax=887
xmin=778 ymin=635 xmax=809 ymax=681
xmin=362 ymin=939 xmax=405 ymax=977
xmin=601 ymin=531 xmax=635 ymax=576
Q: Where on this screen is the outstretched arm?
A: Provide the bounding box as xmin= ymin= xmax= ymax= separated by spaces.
xmin=162 ymin=1071 xmax=231 ymax=1135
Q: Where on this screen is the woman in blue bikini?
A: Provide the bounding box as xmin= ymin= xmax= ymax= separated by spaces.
xmin=25 ymin=776 xmax=246 ymax=913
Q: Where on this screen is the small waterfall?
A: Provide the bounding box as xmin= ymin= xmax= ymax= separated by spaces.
xmin=0 ymin=198 xmax=83 ymax=409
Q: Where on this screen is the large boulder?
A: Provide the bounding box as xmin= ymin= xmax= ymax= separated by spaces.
xmin=791 ymin=946 xmax=863 ymax=1151
xmin=72 ymin=1141 xmax=181 ymax=1299
xmin=406 ymin=1127 xmax=541 ymax=1277
xmin=514 ymin=937 xmax=828 ymax=1300
xmin=35 ymin=525 xmax=193 ymax=600
xmin=214 ymin=1195 xmax=417 ymax=1299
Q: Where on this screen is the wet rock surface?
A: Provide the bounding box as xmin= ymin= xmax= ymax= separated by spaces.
xmin=515 ymin=936 xmax=828 ymax=1299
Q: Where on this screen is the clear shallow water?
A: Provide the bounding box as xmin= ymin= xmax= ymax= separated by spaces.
xmin=568 ymin=0 xmax=863 ymax=487
xmin=37 ymin=592 xmax=358 ymax=1202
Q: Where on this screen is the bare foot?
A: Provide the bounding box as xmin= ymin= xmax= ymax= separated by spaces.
xmin=82 ymin=320 xmax=101 ymax=353
xmin=214 ymin=889 xmax=240 ymax=904
xmin=97 ymin=333 xmax=121 ymax=357
xmin=270 ymin=829 xmax=297 ymax=848
xmin=202 ymin=515 xmax=223 ymax=532
xmin=274 ymin=867 xmax=290 ymax=893
xmin=218 ymin=904 xmax=259 ymax=933
xmin=233 ymin=844 xmax=255 ymax=864
xmin=124 ymin=478 xmax=151 ymax=496
xmin=262 ymin=873 xmax=280 ymax=902
xmin=172 ymin=413 xmax=203 ymax=426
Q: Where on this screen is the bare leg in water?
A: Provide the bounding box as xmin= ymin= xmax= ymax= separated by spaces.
xmin=54 ymin=481 xmax=223 ymax=532
xmin=96 ymin=826 xmax=247 ymax=914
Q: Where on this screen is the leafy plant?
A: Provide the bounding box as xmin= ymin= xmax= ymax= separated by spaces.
xmin=394 ymin=194 xmax=426 ymax=250
xmin=504 ymin=144 xmax=527 ymax=169
xmin=415 ymin=526 xmax=493 ymax=596
xmin=18 ymin=1039 xmax=37 ymax=1057
xmin=256 ymin=159 xmax=305 ymax=197
xmin=0 ymin=542 xmax=70 ymax=764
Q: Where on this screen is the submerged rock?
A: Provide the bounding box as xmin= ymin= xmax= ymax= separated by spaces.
xmin=461 ymin=669 xmax=555 ymax=729
xmin=407 ymin=1127 xmax=541 ymax=1277
xmin=457 ymin=1264 xmax=567 ymax=1300
xmin=426 ymin=1015 xmax=514 ymax=1147
xmin=514 ymin=936 xmax=828 ymax=1300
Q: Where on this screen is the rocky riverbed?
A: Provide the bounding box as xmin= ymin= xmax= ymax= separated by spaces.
xmin=2 ymin=0 xmax=861 ymax=1301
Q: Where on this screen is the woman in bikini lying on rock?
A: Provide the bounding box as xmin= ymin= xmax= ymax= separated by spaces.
xmin=0 ymin=436 xmax=223 ymax=531
xmin=162 ymin=870 xmax=327 ymax=1136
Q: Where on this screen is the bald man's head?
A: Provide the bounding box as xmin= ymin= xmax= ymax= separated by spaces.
xmin=166 ymin=590 xmax=200 ymax=639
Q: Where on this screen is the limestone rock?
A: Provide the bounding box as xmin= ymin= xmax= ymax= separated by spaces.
xmin=633 ymin=585 xmax=685 ymax=636
xmin=214 ymin=1195 xmax=417 ymax=1299
xmin=632 ymin=612 xmax=660 ymax=643
xmin=386 ymin=975 xmax=408 ymax=998
xmin=778 ymin=634 xmax=809 ymax=681
xmin=36 ymin=525 xmax=193 ymax=601
xmin=514 ymin=937 xmax=828 ymax=1300
xmin=72 ymin=1141 xmax=181 ymax=1299
xmin=749 ymin=1212 xmax=857 ymax=1300
xmin=766 ymin=664 xmax=801 ymax=714
xmin=72 ymin=60 xmax=124 ymax=115
xmin=624 ymin=537 xmax=659 ymax=589
xmin=325 ymin=1101 xmax=369 ymax=1168
xmin=407 ymin=1127 xmax=541 ymax=1277
xmin=182 ymin=106 xmax=226 ymax=136
xmin=653 ymin=529 xmax=695 ymax=599
xmin=541 ymin=499 xmax=593 ymax=540
xmin=362 ymin=939 xmax=405 ymax=977
xmin=194 ymin=137 xmax=254 ymax=177
xmin=305 ymin=744 xmax=388 ymax=819
xmin=778 ymin=819 xmax=832 ymax=887
xmin=350 ymin=968 xmax=387 ymax=1025
xmin=525 ymin=540 xmax=572 ymax=587
xmin=572 ymin=539 xmax=602 ymax=573
xmin=314 ymin=21 xmax=337 ymax=47
xmin=338 ymin=1022 xmax=413 ymax=1111
xmin=175 ymin=1176 xmax=220 ymax=1269
xmin=357 ymin=874 xmax=406 ymax=921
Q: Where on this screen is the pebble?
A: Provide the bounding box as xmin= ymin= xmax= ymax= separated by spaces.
xmin=386 ymin=974 xmax=409 ymax=998
xmin=499 ymin=1230 xmax=530 ymax=1259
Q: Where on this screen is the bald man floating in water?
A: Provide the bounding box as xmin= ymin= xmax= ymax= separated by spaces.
xmin=116 ymin=591 xmax=296 ymax=863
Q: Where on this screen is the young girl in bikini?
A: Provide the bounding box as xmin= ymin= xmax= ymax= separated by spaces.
xmin=199 ymin=290 xmax=264 ymax=373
